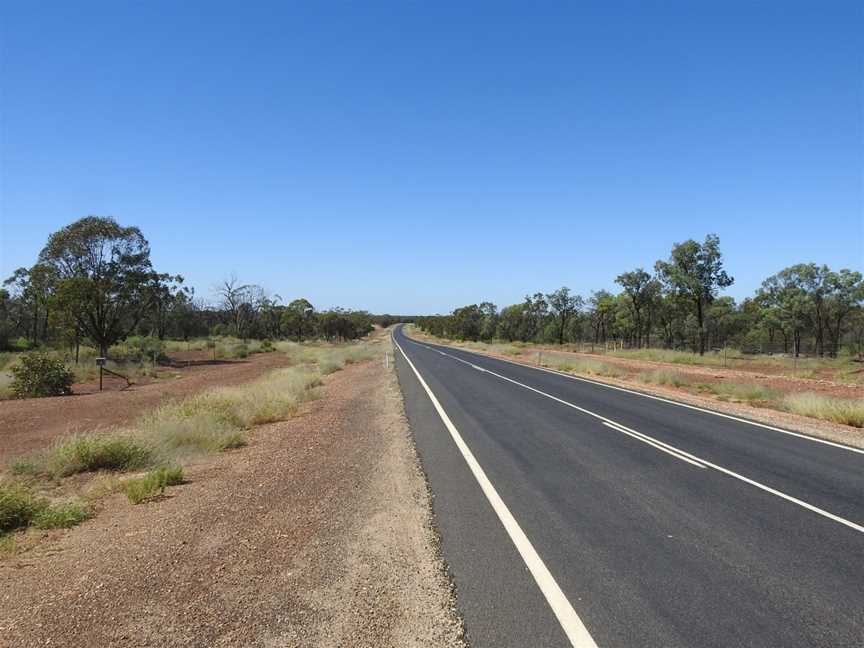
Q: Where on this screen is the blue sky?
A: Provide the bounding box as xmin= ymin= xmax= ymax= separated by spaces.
xmin=1 ymin=2 xmax=861 ymax=314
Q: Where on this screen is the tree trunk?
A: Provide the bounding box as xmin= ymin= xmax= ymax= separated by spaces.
xmin=696 ymin=299 xmax=706 ymax=355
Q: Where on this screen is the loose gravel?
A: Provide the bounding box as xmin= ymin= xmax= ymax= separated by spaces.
xmin=0 ymin=349 xmax=465 ymax=647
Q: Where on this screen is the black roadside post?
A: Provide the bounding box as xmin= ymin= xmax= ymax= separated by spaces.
xmin=96 ymin=357 xmax=106 ymax=391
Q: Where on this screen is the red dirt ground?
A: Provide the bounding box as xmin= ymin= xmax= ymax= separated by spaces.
xmin=0 ymin=351 xmax=292 ymax=465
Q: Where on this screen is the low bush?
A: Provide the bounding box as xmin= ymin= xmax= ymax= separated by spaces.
xmin=109 ymin=336 xmax=167 ymax=364
xmin=123 ymin=465 xmax=184 ymax=504
xmin=781 ymin=393 xmax=864 ymax=428
xmin=9 ymin=354 xmax=74 ymax=398
xmin=12 ymin=337 xmax=34 ymax=352
xmin=31 ymin=501 xmax=92 ymax=529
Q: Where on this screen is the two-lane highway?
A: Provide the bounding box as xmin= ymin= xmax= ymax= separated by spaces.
xmin=392 ymin=325 xmax=864 ymax=647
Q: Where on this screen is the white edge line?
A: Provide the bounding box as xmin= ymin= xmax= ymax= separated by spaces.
xmin=406 ymin=334 xmax=864 ymax=536
xmin=392 ymin=334 xmax=599 ymax=648
xmin=403 ymin=332 xmax=864 ymax=456
xmin=601 ymin=422 xmax=707 ymax=469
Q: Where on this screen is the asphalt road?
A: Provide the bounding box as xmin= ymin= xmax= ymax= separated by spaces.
xmin=392 ymin=325 xmax=864 ymax=648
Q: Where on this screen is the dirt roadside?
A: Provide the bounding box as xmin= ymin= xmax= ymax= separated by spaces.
xmin=0 ymin=347 xmax=465 ymax=647
xmin=0 ymin=351 xmax=292 ymax=465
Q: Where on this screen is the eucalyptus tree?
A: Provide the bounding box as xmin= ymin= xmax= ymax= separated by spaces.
xmin=38 ymin=216 xmax=171 ymax=356
xmin=546 ymin=287 xmax=581 ymax=345
xmin=614 ymin=269 xmax=660 ymax=348
xmin=823 ymin=269 xmax=863 ymax=356
xmin=759 ymin=266 xmax=812 ymax=357
xmin=3 ymin=263 xmax=58 ymax=345
xmin=282 ymin=298 xmax=315 ymax=342
xmin=655 ymin=234 xmax=733 ymax=354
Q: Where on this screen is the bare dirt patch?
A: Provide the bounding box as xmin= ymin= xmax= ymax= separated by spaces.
xmin=0 ymin=352 xmax=464 ymax=647
xmin=0 ymin=352 xmax=292 ymax=465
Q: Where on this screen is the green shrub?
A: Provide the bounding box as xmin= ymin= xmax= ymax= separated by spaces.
xmin=0 ymin=483 xmax=45 ymax=533
xmin=32 ymin=501 xmax=92 ymax=529
xmin=260 ymin=339 xmax=275 ymax=352
xmin=123 ymin=465 xmax=184 ymax=504
xmin=9 ymin=353 xmax=74 ymax=398
xmin=44 ymin=435 xmax=153 ymax=477
xmin=12 ymin=337 xmax=34 ymax=351
xmin=110 ymin=336 xmax=166 ymax=363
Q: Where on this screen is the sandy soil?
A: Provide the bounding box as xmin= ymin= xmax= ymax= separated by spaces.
xmin=0 ymin=352 xmax=292 ymax=465
xmin=0 ymin=351 xmax=464 ymax=647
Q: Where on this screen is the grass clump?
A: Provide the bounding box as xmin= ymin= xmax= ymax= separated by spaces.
xmin=123 ymin=465 xmax=184 ymax=504
xmin=543 ymin=355 xmax=626 ymax=378
xmin=42 ymin=435 xmax=154 ymax=478
xmin=0 ymin=370 xmax=14 ymax=400
xmin=139 ymin=365 xmax=322 ymax=456
xmin=781 ymin=393 xmax=864 ymax=428
xmin=637 ymin=370 xmax=691 ymax=388
xmin=0 ymin=482 xmax=44 ymax=533
xmin=32 ymin=500 xmax=92 ymax=529
xmin=699 ymin=381 xmax=777 ymax=404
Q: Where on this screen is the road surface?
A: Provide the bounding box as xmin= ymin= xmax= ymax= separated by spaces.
xmin=392 ymin=325 xmax=864 ymax=648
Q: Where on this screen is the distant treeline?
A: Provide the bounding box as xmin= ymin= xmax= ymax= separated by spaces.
xmin=1 ymin=216 xmax=373 ymax=355
xmin=416 ymin=235 xmax=864 ymax=358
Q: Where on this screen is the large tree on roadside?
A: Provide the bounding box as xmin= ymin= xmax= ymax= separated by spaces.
xmin=614 ymin=269 xmax=658 ymax=348
xmin=758 ymin=266 xmax=811 ymax=357
xmin=148 ymin=275 xmax=190 ymax=340
xmin=38 ymin=216 xmax=168 ymax=356
xmin=823 ymin=269 xmax=863 ymax=357
xmin=546 ymin=287 xmax=581 ymax=345
xmin=281 ymin=298 xmax=315 ymax=342
xmin=655 ymin=234 xmax=734 ymax=355
xmin=3 ymin=263 xmax=58 ymax=345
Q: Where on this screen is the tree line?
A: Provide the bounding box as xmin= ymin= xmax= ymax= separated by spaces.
xmin=1 ymin=216 xmax=373 ymax=356
xmin=416 ymin=234 xmax=864 ymax=358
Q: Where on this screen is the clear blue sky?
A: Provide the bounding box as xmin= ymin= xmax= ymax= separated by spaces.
xmin=1 ymin=1 xmax=861 ymax=314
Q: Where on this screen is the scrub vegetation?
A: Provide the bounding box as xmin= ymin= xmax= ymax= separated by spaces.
xmin=1 ymin=338 xmax=377 ymax=550
xmin=415 ymin=235 xmax=864 ymax=371
xmin=0 ymin=216 xmax=375 ymax=400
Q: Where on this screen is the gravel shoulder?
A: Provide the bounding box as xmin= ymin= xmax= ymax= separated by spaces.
xmin=0 ymin=346 xmax=464 ymax=647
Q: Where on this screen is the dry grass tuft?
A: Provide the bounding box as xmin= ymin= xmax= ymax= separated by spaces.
xmin=636 ymin=369 xmax=691 ymax=388
xmin=123 ymin=465 xmax=185 ymax=504
xmin=781 ymin=393 xmax=864 ymax=428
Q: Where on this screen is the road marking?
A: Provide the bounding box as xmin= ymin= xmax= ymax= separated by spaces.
xmin=404 ymin=333 xmax=864 ymax=456
xmin=392 ymin=335 xmax=600 ymax=648
xmin=406 ymin=335 xmax=864 ymax=535
xmin=601 ymin=422 xmax=706 ymax=469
